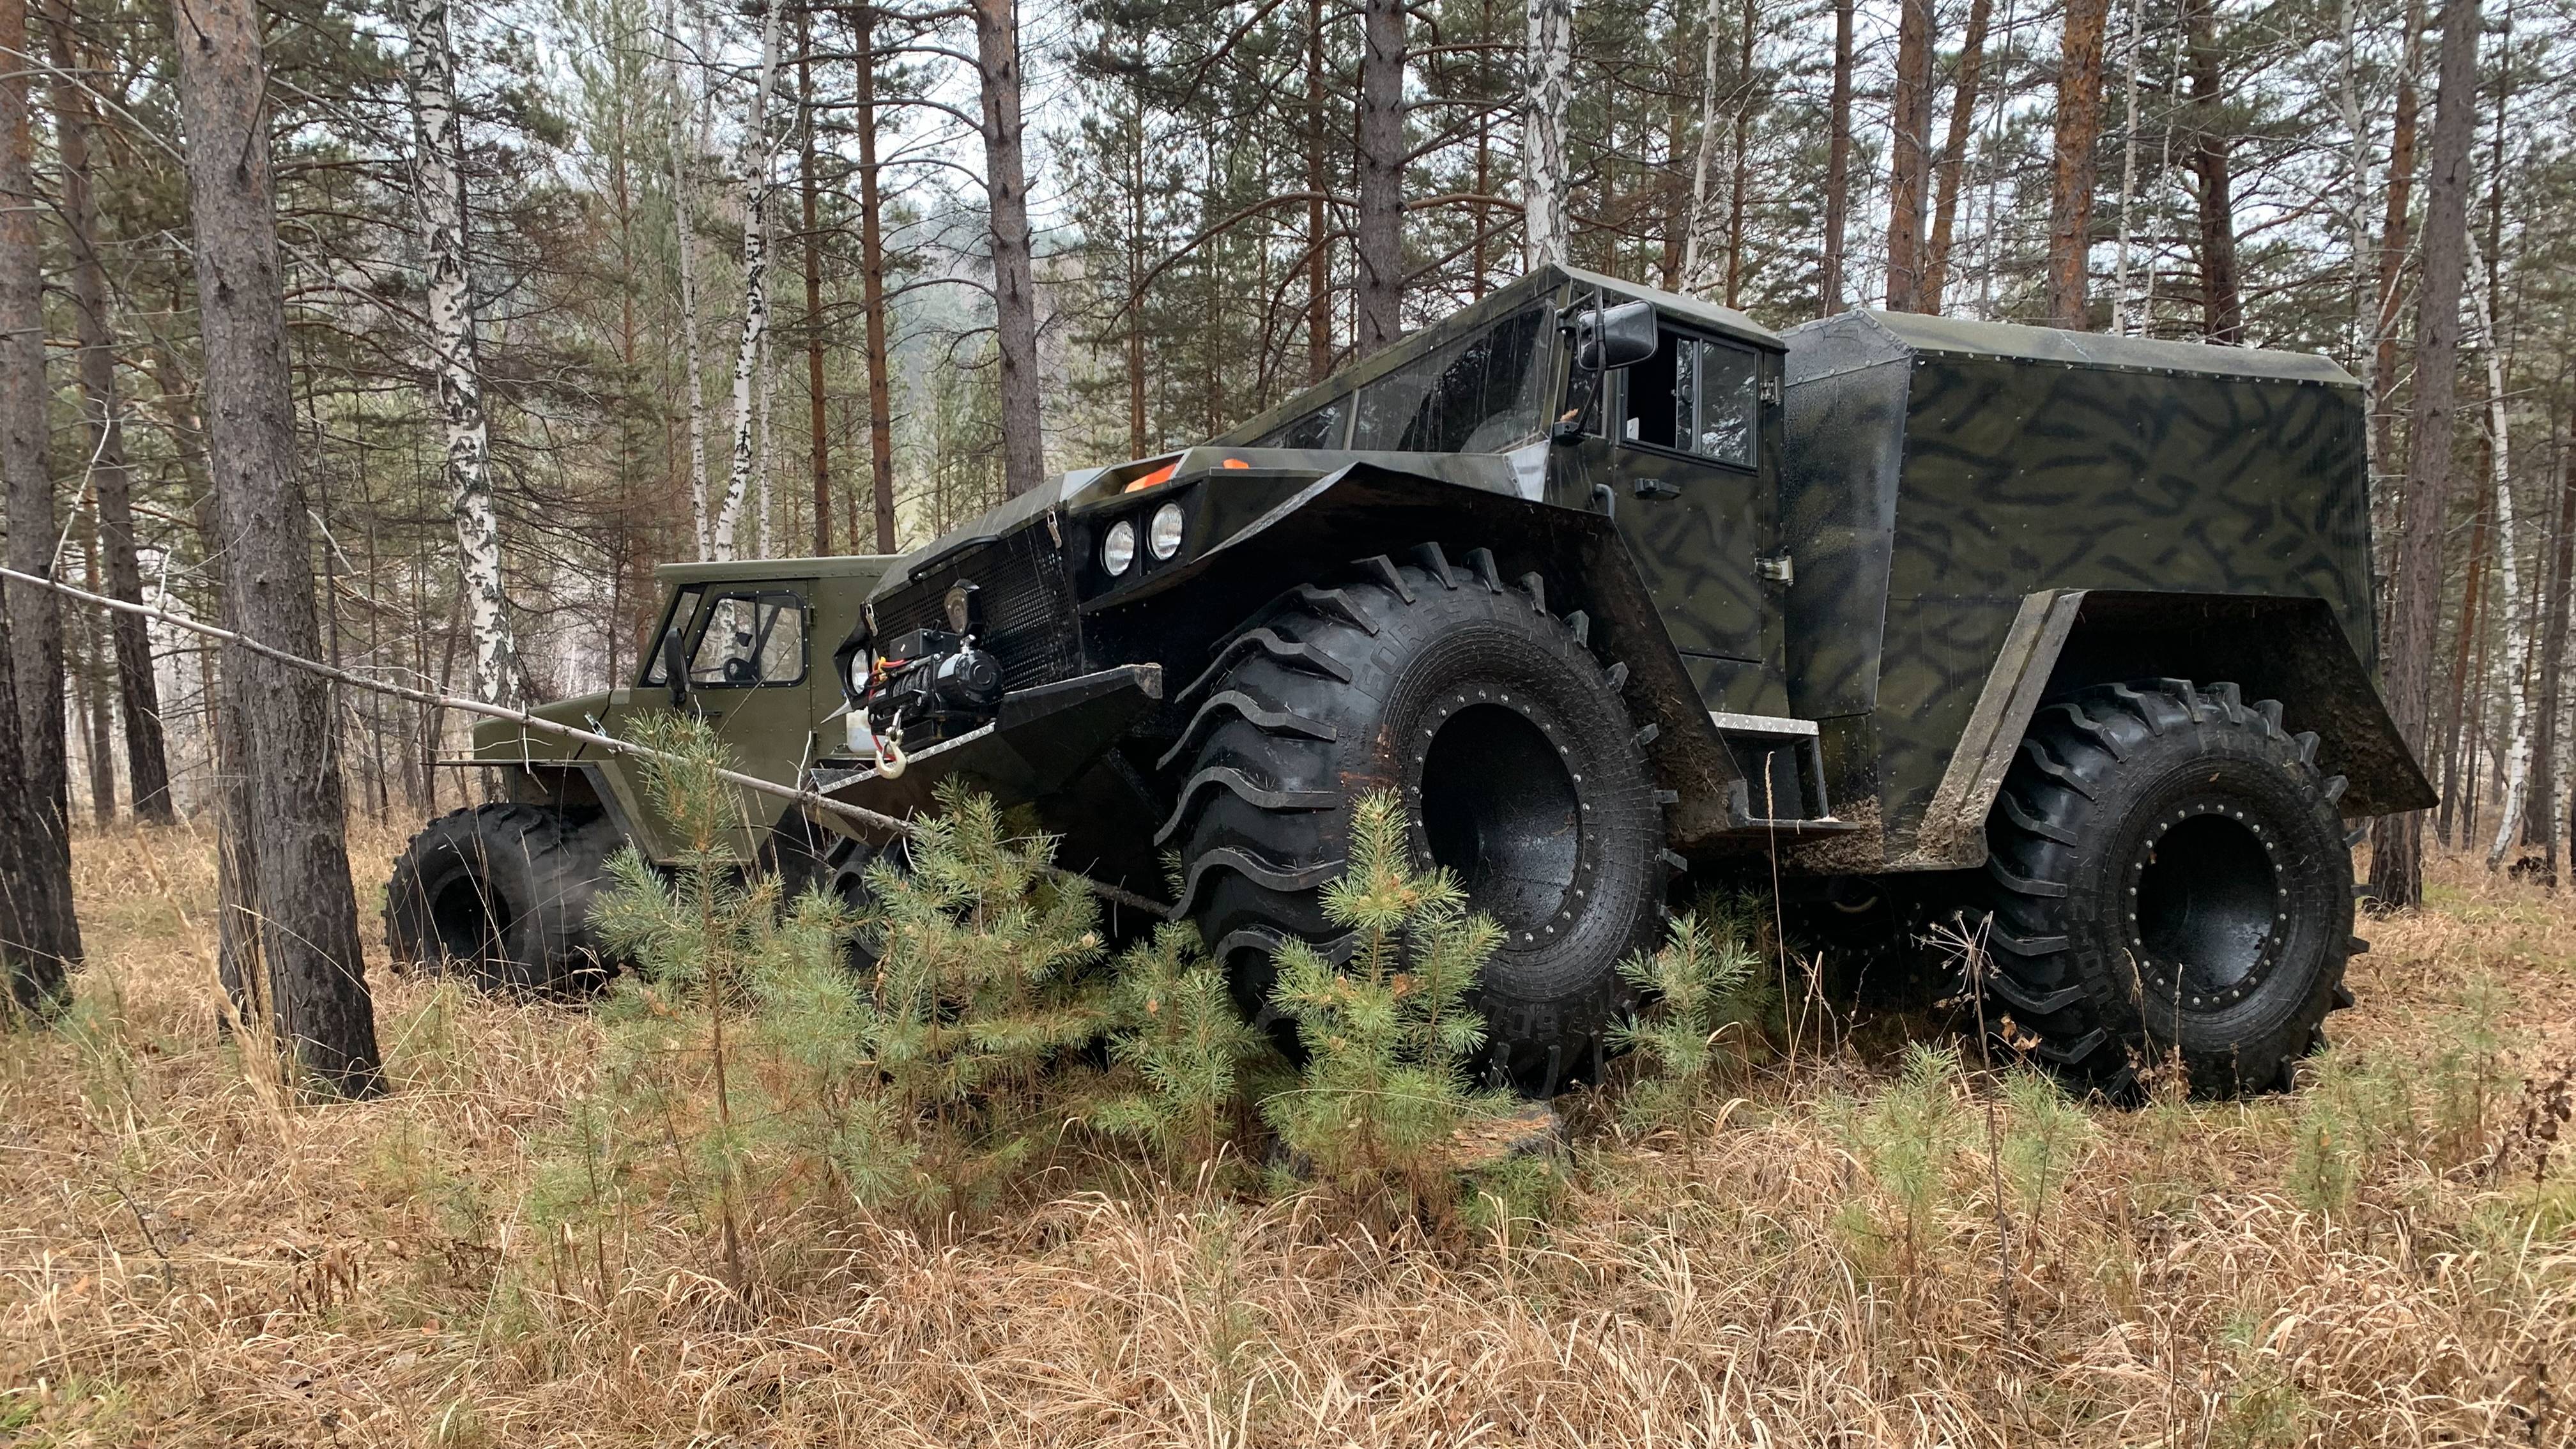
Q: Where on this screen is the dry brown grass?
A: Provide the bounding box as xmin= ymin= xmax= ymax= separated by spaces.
xmin=5 ymin=825 xmax=2573 ymax=1446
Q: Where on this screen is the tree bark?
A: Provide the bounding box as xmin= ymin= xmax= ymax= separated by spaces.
xmin=2182 ymin=0 xmax=2240 ymax=344
xmin=2536 ymin=433 xmax=2573 ymax=862
xmin=2047 ymin=0 xmax=2112 ymax=329
xmin=43 ymin=1 xmax=173 ymax=823
xmin=1354 ymin=0 xmax=1406 ymax=355
xmin=1820 ymin=0 xmax=1855 ymax=315
xmin=2469 ymin=234 xmax=2527 ymax=866
xmin=797 ymin=2 xmax=831 ymax=555
xmin=2438 ymin=491 xmax=2488 ymax=846
xmin=666 ymin=5 xmax=713 ymax=558
xmin=1920 ymin=0 xmax=1991 ymax=314
xmin=2369 ymin=0 xmax=2424 ymax=488
xmin=0 ymin=0 xmax=80 ymax=1013
xmin=1883 ymin=0 xmax=1935 ymax=311
xmin=2368 ymin=0 xmax=2481 ymax=908
xmin=171 ymin=0 xmax=381 ymax=1092
xmin=852 ymin=3 xmax=896 ymax=551
xmin=404 ymin=0 xmax=519 ymax=704
xmin=1680 ymin=0 xmax=1724 ymax=291
xmin=2 ymin=0 xmax=72 ymax=875
xmin=714 ymin=0 xmax=783 ymax=556
xmin=974 ymin=0 xmax=1045 ymax=496
xmin=1521 ymin=0 xmax=1572 ymax=270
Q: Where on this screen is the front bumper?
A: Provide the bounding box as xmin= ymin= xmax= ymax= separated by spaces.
xmin=815 ymin=664 xmax=1164 ymax=832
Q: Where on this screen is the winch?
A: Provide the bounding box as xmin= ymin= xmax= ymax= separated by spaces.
xmin=857 ymin=626 xmax=1004 ymax=755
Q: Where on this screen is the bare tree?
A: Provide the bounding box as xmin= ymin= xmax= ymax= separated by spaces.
xmin=2367 ymin=0 xmax=2482 ymax=908
xmin=714 ymin=0 xmax=783 ymax=555
xmin=797 ymin=0 xmax=830 ymax=555
xmin=1354 ymin=0 xmax=1406 ymax=355
xmin=2048 ymin=0 xmax=2113 ymax=328
xmin=1920 ymin=0 xmax=1992 ymax=313
xmin=1522 ymin=0 xmax=1572 ymax=269
xmin=852 ymin=3 xmax=896 ymax=551
xmin=1883 ymin=0 xmax=1934 ymax=310
xmin=974 ymin=0 xmax=1045 ymax=495
xmin=666 ymin=2 xmax=713 ymax=557
xmin=1820 ymin=0 xmax=1855 ymax=315
xmin=170 ymin=0 xmax=382 ymax=1092
xmin=42 ymin=0 xmax=172 ymax=821
xmin=2182 ymin=0 xmax=2241 ymax=344
xmin=405 ymin=0 xmax=519 ymax=703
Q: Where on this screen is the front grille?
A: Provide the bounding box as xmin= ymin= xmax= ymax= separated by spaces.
xmin=872 ymin=526 xmax=1082 ymax=691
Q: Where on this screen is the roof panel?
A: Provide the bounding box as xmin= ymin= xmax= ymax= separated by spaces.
xmin=1803 ymin=309 xmax=2357 ymax=387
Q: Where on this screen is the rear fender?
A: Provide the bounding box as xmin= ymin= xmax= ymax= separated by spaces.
xmin=1082 ymin=462 xmax=1750 ymax=846
xmin=1897 ymin=588 xmax=2435 ymax=869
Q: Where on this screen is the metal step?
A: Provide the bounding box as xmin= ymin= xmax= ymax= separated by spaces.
xmin=1711 ymin=712 xmax=1851 ymax=834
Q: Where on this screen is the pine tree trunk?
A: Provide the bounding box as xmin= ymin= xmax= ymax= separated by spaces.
xmin=853 ymin=3 xmax=896 ymax=552
xmin=1883 ymin=0 xmax=1934 ymax=311
xmin=2534 ymin=437 xmax=2574 ymax=863
xmin=1354 ymin=0 xmax=1406 ymax=355
xmin=2368 ymin=0 xmax=2483 ymax=908
xmin=1306 ymin=0 xmax=1333 ymax=381
xmin=1920 ymin=0 xmax=1991 ymax=314
xmin=667 ymin=6 xmax=713 ymax=558
xmin=45 ymin=1 xmax=174 ymax=823
xmin=0 ymin=604 xmax=76 ymax=1020
xmin=714 ymin=0 xmax=783 ymax=556
xmin=798 ymin=2 xmax=831 ymax=555
xmin=1 ymin=0 xmax=73 ymax=880
xmin=2182 ymin=0 xmax=2241 ymax=344
xmin=171 ymin=0 xmax=381 ymax=1092
xmin=2471 ymin=234 xmax=2528 ymax=866
xmin=974 ymin=0 xmax=1045 ymax=496
xmin=2369 ymin=0 xmax=2425 ymax=494
xmin=2048 ymin=0 xmax=2112 ymax=329
xmin=1820 ymin=0 xmax=1855 ymax=314
xmin=2438 ymin=493 xmax=2488 ymax=847
xmin=405 ymin=0 xmax=518 ymax=705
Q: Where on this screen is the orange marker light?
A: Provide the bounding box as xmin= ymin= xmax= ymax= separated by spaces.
xmin=1222 ymin=457 xmax=1250 ymax=469
xmin=1123 ymin=462 xmax=1177 ymax=493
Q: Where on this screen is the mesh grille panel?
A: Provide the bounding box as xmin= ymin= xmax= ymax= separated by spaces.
xmin=871 ymin=529 xmax=1082 ymax=691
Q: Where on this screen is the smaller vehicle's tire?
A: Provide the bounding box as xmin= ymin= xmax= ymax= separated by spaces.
xmin=385 ymin=803 xmax=625 ymax=993
xmin=768 ymin=820 xmax=894 ymax=974
xmin=1982 ymin=679 xmax=2354 ymax=1100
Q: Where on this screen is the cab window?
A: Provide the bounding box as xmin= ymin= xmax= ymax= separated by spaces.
xmin=686 ymin=590 xmax=807 ymax=687
xmin=1352 ymin=305 xmax=1548 ymax=453
xmin=1256 ymin=396 xmax=1349 ymax=448
xmin=1622 ymin=330 xmax=1758 ymax=469
xmin=638 ymin=585 xmax=706 ymax=685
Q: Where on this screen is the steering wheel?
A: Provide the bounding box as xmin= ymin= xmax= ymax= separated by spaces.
xmin=723 ymin=656 xmax=758 ymax=685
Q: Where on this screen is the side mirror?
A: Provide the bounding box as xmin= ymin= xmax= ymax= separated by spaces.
xmin=1572 ymin=299 xmax=1658 ymax=371
xmin=661 ymin=627 xmax=688 ymax=709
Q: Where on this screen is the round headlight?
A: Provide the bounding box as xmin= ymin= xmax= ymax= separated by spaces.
xmin=1101 ymin=519 xmax=1137 ymax=576
xmin=1148 ymin=502 xmax=1185 ymax=560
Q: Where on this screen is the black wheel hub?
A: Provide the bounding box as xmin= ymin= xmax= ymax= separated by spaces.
xmin=2128 ymin=800 xmax=2283 ymax=1008
xmin=429 ymin=872 xmax=510 ymax=962
xmin=1416 ymin=698 xmax=1584 ymax=937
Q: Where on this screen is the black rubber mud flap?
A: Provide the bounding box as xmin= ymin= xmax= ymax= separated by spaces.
xmin=1981 ymin=679 xmax=2353 ymax=1100
xmin=1168 ymin=546 xmax=1671 ymax=1094
xmin=385 ymin=802 xmax=625 ymax=993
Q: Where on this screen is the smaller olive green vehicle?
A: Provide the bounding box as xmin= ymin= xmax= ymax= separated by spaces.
xmin=385 ymin=558 xmax=896 ymax=990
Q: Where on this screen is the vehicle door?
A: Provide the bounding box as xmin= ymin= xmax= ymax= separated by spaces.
xmin=676 ymin=581 xmax=817 ymax=855
xmin=1558 ymin=319 xmax=1787 ymax=715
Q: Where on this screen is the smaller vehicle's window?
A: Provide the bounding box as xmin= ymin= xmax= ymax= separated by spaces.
xmin=1623 ymin=331 xmax=1758 ymax=468
xmin=1256 ymin=397 xmax=1349 ymax=449
xmin=687 ymin=591 xmax=807 ymax=687
xmin=638 ymin=585 xmax=706 ymax=685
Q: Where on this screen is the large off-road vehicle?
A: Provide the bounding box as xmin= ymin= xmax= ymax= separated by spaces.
xmin=390 ymin=264 xmax=2432 ymax=1098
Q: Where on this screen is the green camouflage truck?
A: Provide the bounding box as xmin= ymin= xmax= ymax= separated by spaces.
xmin=388 ymin=264 xmax=2432 ymax=1099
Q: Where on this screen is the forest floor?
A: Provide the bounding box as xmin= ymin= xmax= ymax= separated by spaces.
xmin=3 ymin=818 xmax=2575 ymax=1447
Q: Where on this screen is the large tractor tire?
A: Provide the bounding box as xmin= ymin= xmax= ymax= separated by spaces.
xmin=385 ymin=803 xmax=625 ymax=993
xmin=1165 ymin=544 xmax=1671 ymax=1094
xmin=1982 ymin=679 xmax=2354 ymax=1099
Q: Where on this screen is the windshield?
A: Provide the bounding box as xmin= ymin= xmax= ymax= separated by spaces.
xmin=1351 ymin=305 xmax=1549 ymax=453
xmin=638 ymin=585 xmax=705 ymax=686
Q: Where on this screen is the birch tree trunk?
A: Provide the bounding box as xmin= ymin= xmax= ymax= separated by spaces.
xmin=43 ymin=0 xmax=174 ymax=822
xmin=2471 ymin=233 xmax=2528 ymax=867
xmin=2367 ymin=0 xmax=2481 ymax=908
xmin=2542 ymin=435 xmax=2576 ymax=867
xmin=667 ymin=4 xmax=713 ymax=558
xmin=1679 ymin=0 xmax=1724 ymax=291
xmin=712 ymin=0 xmax=783 ymax=558
xmin=405 ymin=0 xmax=518 ymax=705
xmin=1820 ymin=0 xmax=1855 ymax=314
xmin=0 ymin=0 xmax=80 ymax=1013
xmin=1353 ymin=0 xmax=1406 ymax=356
xmin=1919 ymin=0 xmax=1991 ymax=313
xmin=973 ymin=0 xmax=1046 ymax=496
xmin=2048 ymin=0 xmax=2112 ymax=329
xmin=1521 ymin=0 xmax=1572 ymax=270
xmin=2112 ymin=0 xmax=2143 ymax=331
xmin=171 ymin=0 xmax=381 ymax=1092
xmin=1882 ymin=0 xmax=1934 ymax=311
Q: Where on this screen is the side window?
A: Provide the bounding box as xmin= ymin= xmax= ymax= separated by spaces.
xmin=1351 ymin=305 xmax=1548 ymax=453
xmin=1257 ymin=397 xmax=1349 ymax=449
xmin=638 ymin=585 xmax=705 ymax=685
xmin=686 ymin=590 xmax=808 ymax=687
xmin=1623 ymin=331 xmax=1759 ymax=469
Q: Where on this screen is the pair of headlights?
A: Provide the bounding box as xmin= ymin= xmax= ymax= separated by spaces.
xmin=1101 ymin=501 xmax=1186 ymax=576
